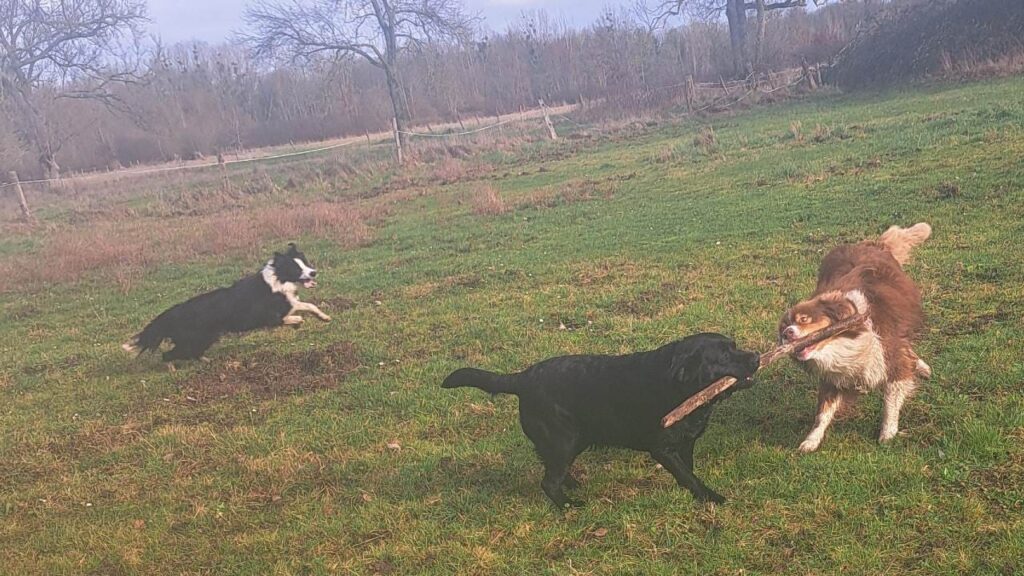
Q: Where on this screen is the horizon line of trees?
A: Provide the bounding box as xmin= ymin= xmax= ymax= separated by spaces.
xmin=1 ymin=0 xmax=883 ymax=179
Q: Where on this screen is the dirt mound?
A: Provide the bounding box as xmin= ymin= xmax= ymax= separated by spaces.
xmin=830 ymin=0 xmax=1024 ymax=89
xmin=183 ymin=342 xmax=361 ymax=401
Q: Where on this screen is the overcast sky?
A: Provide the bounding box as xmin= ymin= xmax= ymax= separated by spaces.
xmin=148 ymin=0 xmax=613 ymax=45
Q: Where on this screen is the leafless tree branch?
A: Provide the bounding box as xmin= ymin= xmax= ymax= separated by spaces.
xmin=0 ymin=0 xmax=148 ymax=177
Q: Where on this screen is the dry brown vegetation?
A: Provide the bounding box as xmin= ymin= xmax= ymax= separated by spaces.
xmin=471 ymin=185 xmax=508 ymax=216
xmin=0 ymin=202 xmax=376 ymax=293
xmin=693 ymin=126 xmax=719 ymax=155
xmin=516 ymin=176 xmax=623 ymax=210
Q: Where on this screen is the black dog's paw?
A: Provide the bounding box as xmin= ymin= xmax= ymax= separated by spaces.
xmin=698 ymin=490 xmax=726 ymax=505
xmin=558 ymin=498 xmax=585 ymax=511
xmin=563 ymin=475 xmax=581 ymax=490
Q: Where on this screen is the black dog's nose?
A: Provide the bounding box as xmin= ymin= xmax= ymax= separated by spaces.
xmin=782 ymin=326 xmax=798 ymax=342
xmin=309 ymin=270 xmax=317 ymax=278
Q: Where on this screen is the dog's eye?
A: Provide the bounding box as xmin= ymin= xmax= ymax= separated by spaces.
xmin=796 ymin=314 xmax=812 ymax=325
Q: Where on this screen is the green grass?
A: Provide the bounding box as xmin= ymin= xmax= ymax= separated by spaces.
xmin=2 ymin=77 xmax=1023 ymax=575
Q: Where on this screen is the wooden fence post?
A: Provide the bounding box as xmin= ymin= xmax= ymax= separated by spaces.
xmin=685 ymin=75 xmax=696 ymax=112
xmin=802 ymin=58 xmax=818 ymax=91
xmin=8 ymin=171 xmax=33 ymax=222
xmin=539 ymin=100 xmax=558 ymax=140
xmin=392 ymin=117 xmax=404 ymax=164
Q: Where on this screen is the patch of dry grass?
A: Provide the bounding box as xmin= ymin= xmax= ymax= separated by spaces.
xmin=0 ymin=202 xmax=377 ymax=293
xmin=471 ymin=185 xmax=508 ymax=216
xmin=516 ymin=176 xmax=623 ymax=210
xmin=693 ymin=126 xmax=718 ymax=155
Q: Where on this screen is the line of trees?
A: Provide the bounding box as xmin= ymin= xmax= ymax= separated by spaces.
xmin=1 ymin=0 xmax=882 ymax=178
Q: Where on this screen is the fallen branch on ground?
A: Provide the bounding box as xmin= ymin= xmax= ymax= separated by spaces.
xmin=661 ymin=312 xmax=869 ymax=428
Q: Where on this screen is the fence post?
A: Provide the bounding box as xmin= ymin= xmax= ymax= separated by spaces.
xmin=685 ymin=75 xmax=696 ymax=112
xmin=539 ymin=99 xmax=558 ymax=141
xmin=719 ymin=75 xmax=731 ymax=97
xmin=8 ymin=171 xmax=33 ymax=222
xmin=392 ymin=117 xmax=404 ymax=164
xmin=802 ymin=58 xmax=818 ymax=91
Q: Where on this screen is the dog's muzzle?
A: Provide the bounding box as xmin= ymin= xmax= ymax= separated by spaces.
xmin=301 ymin=269 xmax=318 ymax=288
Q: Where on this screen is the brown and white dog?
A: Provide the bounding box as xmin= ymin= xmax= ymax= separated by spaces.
xmin=779 ymin=223 xmax=932 ymax=453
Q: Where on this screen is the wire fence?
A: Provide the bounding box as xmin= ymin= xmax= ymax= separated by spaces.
xmin=2 ymin=64 xmax=818 ymax=215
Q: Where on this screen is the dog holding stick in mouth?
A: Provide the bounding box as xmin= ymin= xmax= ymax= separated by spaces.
xmin=779 ymin=223 xmax=933 ymax=452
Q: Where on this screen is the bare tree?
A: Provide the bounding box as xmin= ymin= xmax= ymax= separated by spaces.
xmin=243 ymin=0 xmax=478 ymax=145
xmin=644 ymin=0 xmax=828 ymax=76
xmin=0 ymin=0 xmax=147 ymax=178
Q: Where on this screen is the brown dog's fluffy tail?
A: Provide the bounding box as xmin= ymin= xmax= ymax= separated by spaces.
xmin=879 ymin=222 xmax=931 ymax=267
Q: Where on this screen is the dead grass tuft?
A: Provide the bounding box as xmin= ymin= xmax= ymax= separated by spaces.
xmin=811 ymin=123 xmax=832 ymax=143
xmin=693 ymin=126 xmax=718 ymax=154
xmin=431 ymin=158 xmax=468 ymax=185
xmin=471 ymin=185 xmax=508 ymax=216
xmin=789 ymin=121 xmax=804 ymax=142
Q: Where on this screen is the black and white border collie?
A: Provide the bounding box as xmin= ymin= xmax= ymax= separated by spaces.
xmin=122 ymin=243 xmax=331 ymax=363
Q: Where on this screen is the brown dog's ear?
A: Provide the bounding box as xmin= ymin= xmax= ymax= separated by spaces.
xmin=816 ymin=291 xmax=854 ymax=321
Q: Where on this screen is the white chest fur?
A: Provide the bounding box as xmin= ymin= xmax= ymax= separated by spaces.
xmin=262 ymin=264 xmax=302 ymax=309
xmin=806 ymin=329 xmax=887 ymax=393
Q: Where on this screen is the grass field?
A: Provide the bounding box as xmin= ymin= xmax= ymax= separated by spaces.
xmin=1 ymin=77 xmax=1022 ymax=575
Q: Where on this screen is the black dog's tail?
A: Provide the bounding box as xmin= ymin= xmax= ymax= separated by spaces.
xmin=121 ymin=311 xmax=173 ymax=355
xmin=442 ymin=368 xmax=521 ymax=395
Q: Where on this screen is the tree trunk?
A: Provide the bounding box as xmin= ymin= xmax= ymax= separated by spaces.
xmin=725 ymin=0 xmax=751 ymax=78
xmin=755 ymin=0 xmax=768 ymax=69
xmin=384 ymin=65 xmax=409 ymax=148
xmin=40 ymin=150 xmax=60 ymax=181
xmin=3 ymin=79 xmax=60 ymax=180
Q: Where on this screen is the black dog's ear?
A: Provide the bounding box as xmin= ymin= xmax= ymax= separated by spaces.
xmin=286 ymin=243 xmax=299 ymax=256
xmin=670 ymin=349 xmax=693 ymax=383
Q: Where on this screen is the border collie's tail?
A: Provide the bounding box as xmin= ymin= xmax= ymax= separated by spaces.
xmin=121 ymin=313 xmax=171 ymax=355
xmin=879 ymin=222 xmax=931 ymax=267
xmin=442 ymin=368 xmax=521 ymax=395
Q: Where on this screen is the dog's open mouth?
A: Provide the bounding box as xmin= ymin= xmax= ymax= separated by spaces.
xmin=793 ymin=343 xmax=815 ymax=361
xmin=302 ymin=279 xmax=317 ymax=288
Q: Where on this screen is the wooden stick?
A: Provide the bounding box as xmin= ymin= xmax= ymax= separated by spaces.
xmin=661 ymin=312 xmax=868 ymax=428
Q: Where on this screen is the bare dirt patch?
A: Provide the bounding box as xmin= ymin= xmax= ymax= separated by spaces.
xmin=182 ymin=341 xmax=361 ymax=401
xmin=610 ymin=282 xmax=680 ymax=318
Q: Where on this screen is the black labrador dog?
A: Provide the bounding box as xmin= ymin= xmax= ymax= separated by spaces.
xmin=442 ymin=333 xmax=760 ymax=508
